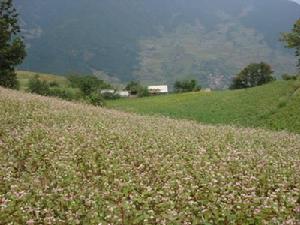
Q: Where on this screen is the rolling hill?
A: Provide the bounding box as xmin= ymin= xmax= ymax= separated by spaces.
xmin=17 ymin=71 xmax=68 ymax=90
xmin=0 ymin=87 xmax=299 ymax=224
xmin=108 ymin=80 xmax=300 ymax=133
xmin=15 ymin=71 xmax=300 ymax=133
xmin=15 ymin=0 xmax=300 ymax=88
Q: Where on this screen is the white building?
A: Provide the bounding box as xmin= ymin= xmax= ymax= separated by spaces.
xmin=117 ymin=91 xmax=130 ymax=97
xmin=100 ymin=89 xmax=115 ymax=94
xmin=203 ymin=88 xmax=212 ymax=92
xmin=148 ymin=85 xmax=168 ymax=94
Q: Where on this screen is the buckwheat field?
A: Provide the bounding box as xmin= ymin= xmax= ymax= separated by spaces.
xmin=0 ymin=88 xmax=299 ymax=225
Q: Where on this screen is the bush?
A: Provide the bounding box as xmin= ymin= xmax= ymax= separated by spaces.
xmin=137 ymin=87 xmax=150 ymax=97
xmin=28 ymin=75 xmax=106 ymax=106
xmin=49 ymin=81 xmax=60 ymax=87
xmin=125 ymin=81 xmax=150 ymax=97
xmin=67 ymin=75 xmax=112 ymax=96
xmin=77 ymin=76 xmax=98 ymax=96
xmin=282 ymin=74 xmax=297 ymax=80
xmin=174 ymin=79 xmax=201 ymax=93
xmin=28 ymin=75 xmax=50 ymax=96
xmin=125 ymin=81 xmax=142 ymax=95
xmin=0 ymin=70 xmax=20 ymax=90
xmin=48 ymin=87 xmax=81 ymax=101
xmin=101 ymin=92 xmax=120 ymax=100
xmin=86 ymin=92 xmax=105 ymax=107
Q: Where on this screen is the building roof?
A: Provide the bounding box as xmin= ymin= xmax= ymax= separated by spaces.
xmin=148 ymin=85 xmax=168 ymax=93
xmin=101 ymin=89 xmax=115 ymax=94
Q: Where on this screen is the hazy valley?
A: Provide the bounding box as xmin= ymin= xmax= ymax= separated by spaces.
xmin=16 ymin=0 xmax=300 ymax=88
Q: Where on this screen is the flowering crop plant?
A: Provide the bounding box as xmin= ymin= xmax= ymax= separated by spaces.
xmin=0 ymin=87 xmax=299 ymax=224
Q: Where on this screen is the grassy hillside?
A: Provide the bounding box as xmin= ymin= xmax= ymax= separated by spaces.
xmin=0 ymin=88 xmax=299 ymax=224
xmin=17 ymin=70 xmax=69 ymax=90
xmin=108 ymin=80 xmax=300 ymax=133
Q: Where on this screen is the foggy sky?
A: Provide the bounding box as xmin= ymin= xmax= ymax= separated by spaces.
xmin=290 ymin=0 xmax=300 ymax=4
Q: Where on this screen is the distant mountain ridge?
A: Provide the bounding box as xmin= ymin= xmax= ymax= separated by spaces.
xmin=16 ymin=0 xmax=300 ymax=88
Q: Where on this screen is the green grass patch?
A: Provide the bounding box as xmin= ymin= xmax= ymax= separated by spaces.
xmin=108 ymin=80 xmax=300 ymax=133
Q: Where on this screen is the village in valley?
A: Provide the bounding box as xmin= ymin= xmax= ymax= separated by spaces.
xmin=101 ymin=82 xmax=211 ymax=98
xmin=101 ymin=85 xmax=169 ymax=98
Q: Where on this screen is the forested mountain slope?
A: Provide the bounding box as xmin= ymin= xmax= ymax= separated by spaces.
xmin=16 ymin=0 xmax=300 ymax=88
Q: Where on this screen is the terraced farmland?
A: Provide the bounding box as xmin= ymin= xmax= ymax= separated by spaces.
xmin=0 ymin=88 xmax=299 ymax=224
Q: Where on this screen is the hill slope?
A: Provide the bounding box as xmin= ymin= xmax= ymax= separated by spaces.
xmin=108 ymin=80 xmax=300 ymax=133
xmin=0 ymin=88 xmax=299 ymax=224
xmin=17 ymin=70 xmax=68 ymax=90
xmin=16 ymin=0 xmax=300 ymax=88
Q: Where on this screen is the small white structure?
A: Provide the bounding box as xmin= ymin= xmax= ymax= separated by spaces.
xmin=148 ymin=85 xmax=168 ymax=94
xmin=117 ymin=91 xmax=130 ymax=97
xmin=203 ymin=88 xmax=212 ymax=92
xmin=101 ymin=89 xmax=115 ymax=94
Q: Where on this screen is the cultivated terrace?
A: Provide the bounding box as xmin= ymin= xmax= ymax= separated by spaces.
xmin=0 ymin=88 xmax=299 ymax=224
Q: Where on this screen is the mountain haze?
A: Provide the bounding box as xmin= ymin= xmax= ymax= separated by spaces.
xmin=16 ymin=0 xmax=300 ymax=88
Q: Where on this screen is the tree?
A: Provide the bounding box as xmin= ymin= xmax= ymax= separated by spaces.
xmin=87 ymin=92 xmax=105 ymax=107
xmin=125 ymin=81 xmax=142 ymax=95
xmin=124 ymin=81 xmax=149 ymax=97
xmin=67 ymin=75 xmax=111 ymax=96
xmin=282 ymin=74 xmax=297 ymax=81
xmin=77 ymin=76 xmax=99 ymax=96
xmin=0 ymin=0 xmax=26 ymax=89
xmin=174 ymin=79 xmax=201 ymax=93
xmin=137 ymin=86 xmax=149 ymax=97
xmin=281 ymin=19 xmax=300 ymax=70
xmin=230 ymin=62 xmax=274 ymax=89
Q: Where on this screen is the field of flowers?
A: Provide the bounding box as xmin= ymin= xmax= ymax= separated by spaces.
xmin=0 ymin=87 xmax=299 ymax=224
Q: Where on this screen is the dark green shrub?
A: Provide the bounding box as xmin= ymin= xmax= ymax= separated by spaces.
xmin=28 ymin=75 xmax=50 ymax=96
xmin=125 ymin=81 xmax=150 ymax=97
xmin=282 ymin=74 xmax=297 ymax=80
xmin=101 ymin=92 xmax=120 ymax=100
xmin=0 ymin=70 xmax=20 ymax=90
xmin=137 ymin=87 xmax=150 ymax=97
xmin=67 ymin=75 xmax=112 ymax=96
xmin=125 ymin=81 xmax=142 ymax=95
xmin=28 ymin=75 xmax=106 ymax=106
xmin=49 ymin=81 xmax=60 ymax=87
xmin=48 ymin=87 xmax=81 ymax=101
xmin=86 ymin=92 xmax=105 ymax=106
xmin=174 ymin=79 xmax=201 ymax=93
